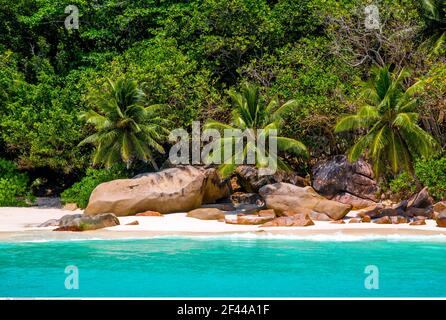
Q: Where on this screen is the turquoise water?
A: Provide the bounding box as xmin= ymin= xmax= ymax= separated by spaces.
xmin=0 ymin=236 xmax=445 ymax=297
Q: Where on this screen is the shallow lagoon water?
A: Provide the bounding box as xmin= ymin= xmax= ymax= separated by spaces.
xmin=0 ymin=235 xmax=445 ymax=297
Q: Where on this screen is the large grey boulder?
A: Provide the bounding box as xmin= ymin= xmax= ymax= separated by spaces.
xmin=42 ymin=213 xmax=120 ymax=231
xmin=85 ymin=166 xmax=230 ymax=216
xmin=259 ymin=183 xmax=352 ymax=220
xmin=407 ymin=187 xmax=433 ymax=209
xmin=311 ymin=155 xmax=378 ymax=209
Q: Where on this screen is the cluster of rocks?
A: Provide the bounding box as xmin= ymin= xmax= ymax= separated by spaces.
xmin=353 ymin=187 xmax=446 ymax=227
xmin=39 ymin=159 xmax=446 ymax=231
xmin=185 ymin=182 xmax=352 ymax=226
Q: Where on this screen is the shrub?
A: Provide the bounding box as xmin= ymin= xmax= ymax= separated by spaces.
xmin=61 ymin=166 xmax=128 ymax=209
xmin=415 ymin=157 xmax=446 ymax=201
xmin=388 ymin=172 xmax=417 ymax=199
xmin=0 ymin=158 xmax=31 ymax=206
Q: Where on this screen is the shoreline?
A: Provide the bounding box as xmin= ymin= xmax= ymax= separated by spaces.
xmin=1 ymin=207 xmax=446 ymax=242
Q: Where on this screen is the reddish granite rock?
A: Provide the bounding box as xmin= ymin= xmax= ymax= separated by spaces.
xmin=224 ymin=210 xmax=275 ymax=225
xmin=393 ymin=216 xmax=408 ymax=224
xmin=261 ymin=214 xmax=314 ymax=227
xmin=224 ymin=215 xmax=238 ymax=224
xmin=407 ymin=187 xmax=432 ymax=209
xmin=332 ymin=193 xmax=376 ymax=209
xmin=405 ymin=207 xmax=433 ymax=218
xmin=330 ymin=220 xmax=345 ymax=224
xmin=234 ymin=214 xmax=275 ymax=225
xmin=187 ymin=208 xmax=225 ymax=220
xmin=311 ymin=155 xmax=378 ymax=204
xmin=374 ymin=216 xmax=392 ymax=224
xmin=391 ymin=216 xmax=408 ymax=224
xmin=378 ymin=207 xmax=405 ymax=218
xmin=258 ymin=209 xmax=276 ymax=217
xmin=349 ymin=218 xmax=361 ymax=223
xmin=135 ymin=211 xmax=163 ymax=216
xmin=361 ymin=215 xmax=371 ymax=223
xmin=392 ymin=200 xmax=408 ymax=212
xmin=235 ymin=165 xmax=307 ymax=193
xmin=126 ymin=220 xmax=139 ymax=225
xmin=230 ymin=192 xmax=264 ymax=206
xmin=436 ymin=212 xmax=446 ymax=228
xmin=410 ymin=219 xmax=426 ymax=226
xmin=309 ymin=212 xmax=333 ymax=221
xmin=356 ymin=204 xmax=384 ymax=218
xmin=85 ymin=166 xmax=230 ymax=216
xmin=279 ymin=208 xmax=313 ymax=217
xmin=259 ymin=183 xmax=352 ymax=220
xmin=433 ymin=201 xmax=446 ymax=214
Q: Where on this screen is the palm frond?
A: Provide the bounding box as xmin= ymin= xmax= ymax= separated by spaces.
xmin=276 ymin=137 xmax=309 ymax=157
xmin=204 ymin=120 xmax=236 ymax=131
xmin=335 ymin=114 xmax=367 ymax=132
xmin=272 ymin=99 xmax=298 ymax=120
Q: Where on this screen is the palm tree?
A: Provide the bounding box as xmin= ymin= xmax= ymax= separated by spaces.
xmin=335 ymin=65 xmax=438 ymax=178
xmin=204 ymin=83 xmax=308 ymax=177
xmin=421 ymin=0 xmax=446 ymax=55
xmin=79 ymin=78 xmax=169 ymax=169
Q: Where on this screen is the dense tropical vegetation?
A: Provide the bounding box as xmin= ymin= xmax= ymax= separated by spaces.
xmin=79 ymin=77 xmax=169 ymax=169
xmin=0 ymin=0 xmax=444 ymax=206
xmin=204 ymin=83 xmax=308 ymax=177
xmin=335 ymin=65 xmax=438 ymax=177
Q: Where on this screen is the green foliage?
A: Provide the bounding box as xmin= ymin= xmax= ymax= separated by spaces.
xmin=60 ymin=166 xmax=127 ymax=209
xmin=240 ymin=37 xmax=360 ymax=157
xmin=420 ymin=0 xmax=446 ymax=55
xmin=0 ymin=52 xmax=93 ymax=172
xmin=101 ymin=38 xmax=223 ymax=127
xmin=388 ymin=172 xmax=417 ymax=198
xmin=415 ymin=157 xmax=446 ymax=200
xmin=0 ymin=159 xmax=32 ymax=206
xmin=79 ymin=77 xmax=170 ymax=169
xmin=335 ymin=65 xmax=439 ymax=178
xmin=204 ymin=83 xmax=308 ymax=177
xmin=0 ymin=0 xmax=444 ymax=195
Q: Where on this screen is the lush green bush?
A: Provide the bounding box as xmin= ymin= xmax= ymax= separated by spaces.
xmin=0 ymin=159 xmax=32 ymax=206
xmin=415 ymin=157 xmax=446 ymax=200
xmin=0 ymin=0 xmax=444 ymax=185
xmin=388 ymin=172 xmax=417 ymax=199
xmin=61 ymin=166 xmax=127 ymax=209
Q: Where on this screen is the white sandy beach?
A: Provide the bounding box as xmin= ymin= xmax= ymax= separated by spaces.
xmin=0 ymin=207 xmax=446 ymax=242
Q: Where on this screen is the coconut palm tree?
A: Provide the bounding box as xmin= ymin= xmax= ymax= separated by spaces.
xmin=335 ymin=65 xmax=438 ymax=178
xmin=204 ymin=83 xmax=308 ymax=177
xmin=79 ymin=78 xmax=169 ymax=169
xmin=421 ymin=0 xmax=446 ymax=54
